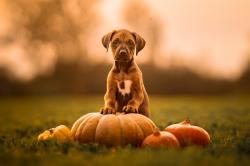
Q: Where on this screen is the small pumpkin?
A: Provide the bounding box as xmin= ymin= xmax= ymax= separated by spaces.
xmin=142 ymin=128 xmax=180 ymax=148
xmin=38 ymin=125 xmax=72 ymax=143
xmin=71 ymin=112 xmax=156 ymax=147
xmin=165 ymin=119 xmax=211 ymax=147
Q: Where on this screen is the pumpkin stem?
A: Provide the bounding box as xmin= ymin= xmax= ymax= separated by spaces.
xmin=181 ymin=118 xmax=191 ymax=125
xmin=153 ymin=128 xmax=161 ymax=136
xmin=49 ymin=128 xmax=54 ymax=134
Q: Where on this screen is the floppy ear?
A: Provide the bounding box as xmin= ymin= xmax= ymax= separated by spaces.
xmin=132 ymin=32 xmax=146 ymax=55
xmin=102 ymin=30 xmax=116 ymax=52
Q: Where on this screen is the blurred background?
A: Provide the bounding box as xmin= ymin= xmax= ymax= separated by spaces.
xmin=0 ymin=0 xmax=250 ymax=95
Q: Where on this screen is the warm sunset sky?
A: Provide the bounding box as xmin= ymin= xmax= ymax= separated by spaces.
xmin=96 ymin=0 xmax=250 ymax=80
xmin=0 ymin=0 xmax=250 ymax=81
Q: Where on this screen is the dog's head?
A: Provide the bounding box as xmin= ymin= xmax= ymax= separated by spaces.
xmin=102 ymin=29 xmax=146 ymax=62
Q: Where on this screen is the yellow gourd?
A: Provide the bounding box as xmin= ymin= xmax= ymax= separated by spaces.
xmin=38 ymin=125 xmax=72 ymax=143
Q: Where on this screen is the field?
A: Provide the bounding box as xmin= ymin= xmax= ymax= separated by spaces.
xmin=0 ymin=94 xmax=250 ymax=166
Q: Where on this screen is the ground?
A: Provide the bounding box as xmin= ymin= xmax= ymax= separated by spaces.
xmin=0 ymin=94 xmax=250 ymax=165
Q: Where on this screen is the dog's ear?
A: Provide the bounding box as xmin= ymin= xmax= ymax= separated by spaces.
xmin=132 ymin=32 xmax=146 ymax=55
xmin=102 ymin=30 xmax=116 ymax=52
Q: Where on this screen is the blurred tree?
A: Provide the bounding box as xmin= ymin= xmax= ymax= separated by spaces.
xmin=122 ymin=0 xmax=163 ymax=66
xmin=13 ymin=0 xmax=100 ymax=62
xmin=1 ymin=0 xmax=100 ymax=81
xmin=237 ymin=33 xmax=250 ymax=91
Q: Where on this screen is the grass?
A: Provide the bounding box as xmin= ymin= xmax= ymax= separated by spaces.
xmin=0 ymin=94 xmax=250 ymax=166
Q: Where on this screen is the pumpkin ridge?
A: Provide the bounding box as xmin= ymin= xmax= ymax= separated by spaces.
xmin=127 ymin=115 xmax=145 ymax=141
xmin=114 ymin=115 xmax=122 ymax=146
xmin=117 ymin=115 xmax=124 ymax=146
xmin=128 ymin=114 xmax=156 ymax=129
xmin=95 ymin=114 xmax=122 ymax=146
xmin=55 ymin=125 xmax=69 ymax=136
xmin=75 ymin=114 xmax=97 ymax=139
xmin=94 ymin=115 xmax=104 ymax=142
xmin=56 ymin=129 xmax=67 ymax=136
xmin=136 ymin=114 xmax=155 ymax=125
xmin=125 ymin=115 xmax=140 ymax=145
xmin=94 ymin=115 xmax=114 ymax=143
xmin=89 ymin=114 xmax=103 ymax=143
xmin=128 ymin=117 xmax=145 ymax=137
xmin=79 ymin=115 xmax=101 ymax=142
xmin=127 ymin=114 xmax=155 ymax=136
xmin=80 ymin=114 xmax=103 ymax=143
xmin=71 ymin=113 xmax=94 ymax=136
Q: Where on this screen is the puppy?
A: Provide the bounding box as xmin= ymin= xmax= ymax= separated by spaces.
xmin=100 ymin=29 xmax=150 ymax=117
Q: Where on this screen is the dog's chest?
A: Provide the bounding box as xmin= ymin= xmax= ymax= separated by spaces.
xmin=117 ymin=80 xmax=132 ymax=96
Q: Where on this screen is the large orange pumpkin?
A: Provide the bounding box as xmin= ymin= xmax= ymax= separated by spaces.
xmin=142 ymin=128 xmax=180 ymax=148
xmin=71 ymin=112 xmax=156 ymax=146
xmin=165 ymin=119 xmax=211 ymax=147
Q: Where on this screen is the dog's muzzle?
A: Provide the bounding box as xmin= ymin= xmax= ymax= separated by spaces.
xmin=115 ymin=48 xmax=130 ymax=61
xmin=119 ymin=49 xmax=127 ymax=56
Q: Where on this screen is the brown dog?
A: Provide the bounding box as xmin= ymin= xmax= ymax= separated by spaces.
xmin=100 ymin=29 xmax=150 ymax=117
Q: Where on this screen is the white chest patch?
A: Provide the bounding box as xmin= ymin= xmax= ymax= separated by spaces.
xmin=117 ymin=80 xmax=132 ymax=96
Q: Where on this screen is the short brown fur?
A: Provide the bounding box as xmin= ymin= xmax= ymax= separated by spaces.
xmin=100 ymin=29 xmax=150 ymax=117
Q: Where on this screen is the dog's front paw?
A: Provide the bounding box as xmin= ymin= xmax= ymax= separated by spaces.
xmin=100 ymin=106 xmax=116 ymax=114
xmin=122 ymin=105 xmax=138 ymax=114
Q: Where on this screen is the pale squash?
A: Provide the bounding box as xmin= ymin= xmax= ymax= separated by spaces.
xmin=38 ymin=125 xmax=72 ymax=143
xmin=71 ymin=113 xmax=156 ymax=146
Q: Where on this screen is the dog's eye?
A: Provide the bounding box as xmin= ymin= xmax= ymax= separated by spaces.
xmin=127 ymin=40 xmax=135 ymax=49
xmin=127 ymin=40 xmax=134 ymax=45
xmin=112 ymin=40 xmax=119 ymax=47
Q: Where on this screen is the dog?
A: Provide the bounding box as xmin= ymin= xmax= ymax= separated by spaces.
xmin=100 ymin=29 xmax=150 ymax=117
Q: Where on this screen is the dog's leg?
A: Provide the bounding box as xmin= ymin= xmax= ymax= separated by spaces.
xmin=100 ymin=76 xmax=117 ymax=114
xmin=122 ymin=81 xmax=143 ymax=114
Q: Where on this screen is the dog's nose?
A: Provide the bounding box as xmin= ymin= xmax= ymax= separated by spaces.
xmin=119 ymin=49 xmax=127 ymax=56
